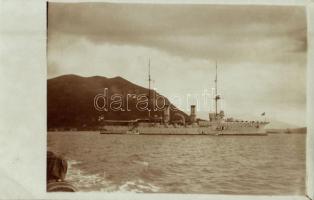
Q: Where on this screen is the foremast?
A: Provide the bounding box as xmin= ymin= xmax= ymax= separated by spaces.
xmin=214 ymin=61 xmax=221 ymax=119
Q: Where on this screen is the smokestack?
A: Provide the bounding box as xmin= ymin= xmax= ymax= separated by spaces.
xmin=190 ymin=105 xmax=196 ymax=123
xmin=164 ymin=105 xmax=170 ymax=124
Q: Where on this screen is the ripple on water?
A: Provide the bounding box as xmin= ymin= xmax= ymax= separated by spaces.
xmin=48 ymin=132 xmax=305 ymax=194
xmin=67 ymin=160 xmax=160 ymax=192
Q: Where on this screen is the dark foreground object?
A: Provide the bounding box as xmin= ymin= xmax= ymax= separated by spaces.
xmin=47 ymin=151 xmax=76 ymax=192
xmin=47 ymin=181 xmax=77 ymax=192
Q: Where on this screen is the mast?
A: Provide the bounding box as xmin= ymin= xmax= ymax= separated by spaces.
xmin=148 ymin=58 xmax=151 ymax=119
xmin=214 ymin=61 xmax=220 ymax=117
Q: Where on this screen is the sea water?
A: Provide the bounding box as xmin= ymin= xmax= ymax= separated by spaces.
xmin=47 ymin=132 xmax=305 ymax=195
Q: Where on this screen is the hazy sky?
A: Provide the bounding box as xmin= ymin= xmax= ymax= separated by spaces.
xmin=48 ymin=3 xmax=307 ymax=127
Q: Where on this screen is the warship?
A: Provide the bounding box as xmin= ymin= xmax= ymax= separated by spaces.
xmin=100 ymin=61 xmax=269 ymax=135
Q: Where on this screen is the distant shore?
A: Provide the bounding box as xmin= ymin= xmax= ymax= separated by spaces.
xmin=47 ymin=127 xmax=307 ymax=134
xmin=266 ymin=127 xmax=307 ymax=134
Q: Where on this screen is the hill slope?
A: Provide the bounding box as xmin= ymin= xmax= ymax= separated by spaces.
xmin=47 ymin=75 xmax=188 ymax=130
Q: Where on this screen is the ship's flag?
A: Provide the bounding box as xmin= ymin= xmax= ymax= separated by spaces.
xmin=261 ymin=112 xmax=266 ymax=116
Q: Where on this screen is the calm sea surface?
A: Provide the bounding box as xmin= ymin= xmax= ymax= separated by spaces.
xmin=47 ymin=132 xmax=305 ymax=195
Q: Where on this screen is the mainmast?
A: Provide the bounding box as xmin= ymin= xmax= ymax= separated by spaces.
xmin=214 ymin=61 xmax=219 ymax=116
xmin=148 ymin=58 xmax=151 ymax=119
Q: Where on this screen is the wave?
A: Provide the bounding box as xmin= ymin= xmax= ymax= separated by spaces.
xmin=133 ymin=160 xmax=149 ymax=167
xmin=67 ymin=160 xmax=160 ymax=192
xmin=118 ymin=179 xmax=160 ymax=193
xmin=128 ymin=154 xmax=143 ymax=161
xmin=129 ymin=154 xmax=150 ymax=167
xmin=139 ymin=166 xmax=164 ymax=182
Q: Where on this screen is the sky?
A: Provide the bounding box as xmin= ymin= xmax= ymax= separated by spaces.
xmin=47 ymin=3 xmax=307 ymax=127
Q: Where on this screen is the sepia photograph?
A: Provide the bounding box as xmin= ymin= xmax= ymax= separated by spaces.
xmin=46 ymin=2 xmax=307 ymax=195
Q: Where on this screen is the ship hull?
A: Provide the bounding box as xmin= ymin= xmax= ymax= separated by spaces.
xmin=100 ymin=122 xmax=268 ymax=136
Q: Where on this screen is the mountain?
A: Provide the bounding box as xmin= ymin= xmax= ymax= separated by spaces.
xmin=266 ymin=119 xmax=306 ymax=134
xmin=266 ymin=120 xmax=302 ymax=129
xmin=47 ymin=75 xmax=189 ymax=130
